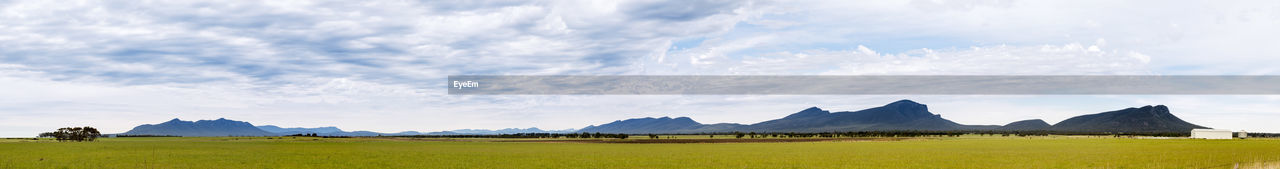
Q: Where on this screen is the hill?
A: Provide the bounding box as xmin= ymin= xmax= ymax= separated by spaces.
xmin=995 ymin=119 xmax=1051 ymax=131
xmin=121 ymin=118 xmax=278 ymax=137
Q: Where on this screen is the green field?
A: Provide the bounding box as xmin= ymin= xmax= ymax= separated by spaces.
xmin=2 ymin=136 xmax=1278 ymax=168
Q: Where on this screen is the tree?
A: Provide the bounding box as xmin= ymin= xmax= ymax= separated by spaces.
xmin=80 ymin=127 xmax=101 ymax=141
xmin=45 ymin=126 xmax=100 ymax=142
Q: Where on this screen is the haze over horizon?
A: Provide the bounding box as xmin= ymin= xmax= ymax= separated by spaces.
xmin=4 ymin=0 xmax=1280 ymax=137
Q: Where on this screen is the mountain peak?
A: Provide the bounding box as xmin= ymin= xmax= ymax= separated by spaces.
xmin=887 ymin=99 xmax=922 ymax=106
xmin=1131 ymin=105 xmax=1176 ymax=118
xmin=670 ymin=117 xmax=699 ymax=124
xmin=878 ymin=99 xmax=932 ymax=119
xmin=783 ymin=107 xmax=830 ymax=118
xmin=1152 ymin=105 xmax=1170 ymax=112
xmin=161 ymin=118 xmax=191 ymax=125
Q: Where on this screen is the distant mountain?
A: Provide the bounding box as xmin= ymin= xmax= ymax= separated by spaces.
xmin=996 ymin=119 xmax=1051 ymax=131
xmin=257 ymin=125 xmax=343 ymax=134
xmin=447 ymin=127 xmax=577 ymax=134
xmin=339 ymin=131 xmax=390 ymax=136
xmin=1049 ymin=105 xmax=1208 ymax=133
xmin=254 ymin=125 xmax=422 ymax=136
xmin=126 ymin=118 xmax=573 ymax=137
xmin=578 ymin=117 xmax=708 ymax=133
xmin=254 ymin=125 xmax=571 ymax=136
xmin=122 ymin=118 xmax=278 ymax=137
xmin=742 ymin=100 xmax=988 ymax=132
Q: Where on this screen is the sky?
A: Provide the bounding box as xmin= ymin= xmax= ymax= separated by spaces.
xmin=2 ymin=0 xmax=1279 ymax=137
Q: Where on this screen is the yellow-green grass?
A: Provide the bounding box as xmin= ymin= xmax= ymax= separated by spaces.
xmin=1 ymin=136 xmax=1278 ymax=168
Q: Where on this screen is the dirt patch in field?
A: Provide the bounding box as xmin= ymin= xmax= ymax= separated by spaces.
xmin=494 ymin=137 xmax=914 ymax=144
xmin=1213 ymin=160 xmax=1280 ymax=169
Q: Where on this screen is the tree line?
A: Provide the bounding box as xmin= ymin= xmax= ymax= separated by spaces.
xmin=287 ymin=133 xmax=321 ymax=137
xmin=368 ymin=130 xmax=1238 ymax=139
xmin=393 ymin=132 xmax=629 ymax=139
xmin=115 ymin=134 xmax=180 ymax=137
xmin=643 ymin=130 xmax=1193 ymax=138
xmin=1247 ymin=132 xmax=1280 ymax=138
xmin=37 ymin=126 xmax=101 ymax=142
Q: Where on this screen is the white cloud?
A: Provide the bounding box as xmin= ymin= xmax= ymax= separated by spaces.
xmin=652 ymin=40 xmax=1150 ymax=75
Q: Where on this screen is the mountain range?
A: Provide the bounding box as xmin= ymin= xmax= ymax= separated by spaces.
xmin=118 ymin=99 xmax=1212 ymax=136
xmin=579 ymin=100 xmax=1209 ymax=134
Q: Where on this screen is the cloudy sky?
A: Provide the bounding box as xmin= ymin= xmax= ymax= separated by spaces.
xmin=2 ymin=0 xmax=1279 ymax=136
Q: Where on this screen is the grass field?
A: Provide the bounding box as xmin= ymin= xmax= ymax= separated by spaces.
xmin=2 ymin=136 xmax=1278 ymax=168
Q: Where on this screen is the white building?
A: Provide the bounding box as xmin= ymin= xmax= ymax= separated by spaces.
xmin=1238 ymin=130 xmax=1248 ymax=139
xmin=1190 ymin=129 xmax=1233 ymax=139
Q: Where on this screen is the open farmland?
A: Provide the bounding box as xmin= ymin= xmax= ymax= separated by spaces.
xmin=1 ymin=136 xmax=1278 ymax=168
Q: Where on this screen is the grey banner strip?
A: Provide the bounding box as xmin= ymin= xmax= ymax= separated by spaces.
xmin=447 ymin=75 xmax=1280 ymax=95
